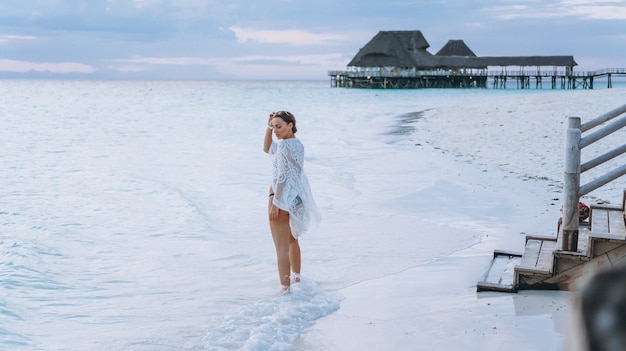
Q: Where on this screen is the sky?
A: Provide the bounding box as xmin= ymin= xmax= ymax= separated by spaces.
xmin=0 ymin=0 xmax=625 ymax=80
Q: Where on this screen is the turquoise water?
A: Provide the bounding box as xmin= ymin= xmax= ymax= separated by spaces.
xmin=0 ymin=80 xmax=624 ymax=350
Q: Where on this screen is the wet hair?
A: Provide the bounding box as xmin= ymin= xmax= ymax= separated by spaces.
xmin=274 ymin=111 xmax=297 ymax=133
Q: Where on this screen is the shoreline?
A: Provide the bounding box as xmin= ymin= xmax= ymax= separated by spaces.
xmin=296 ymin=141 xmax=571 ymax=351
xmin=294 ymin=89 xmax=626 ymax=351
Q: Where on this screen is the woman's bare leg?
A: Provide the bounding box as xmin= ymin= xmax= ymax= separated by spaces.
xmin=289 ymin=235 xmax=301 ymax=281
xmin=269 ymin=200 xmax=292 ymax=289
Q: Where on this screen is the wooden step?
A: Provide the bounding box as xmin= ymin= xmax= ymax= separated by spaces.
xmin=517 ymin=237 xmax=557 ymax=273
xmin=476 ymin=250 xmax=522 ymax=292
xmin=590 ymin=205 xmax=626 ymax=238
xmin=515 ymin=237 xmax=558 ymax=289
xmin=587 ymin=206 xmax=626 ymax=258
xmin=548 ymin=206 xmax=626 ymax=290
xmin=477 ymin=190 xmax=626 ymax=292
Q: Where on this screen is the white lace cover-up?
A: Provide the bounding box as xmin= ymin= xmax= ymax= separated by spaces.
xmin=269 ymin=138 xmax=320 ymax=238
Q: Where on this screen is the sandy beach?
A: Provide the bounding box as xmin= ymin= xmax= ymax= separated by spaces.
xmin=294 ymin=87 xmax=626 ymax=351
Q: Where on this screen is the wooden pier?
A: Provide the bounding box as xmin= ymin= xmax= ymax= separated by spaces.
xmin=329 ymin=68 xmax=626 ymax=89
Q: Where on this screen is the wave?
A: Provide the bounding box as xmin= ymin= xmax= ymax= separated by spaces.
xmin=203 ymin=278 xmax=339 ymax=351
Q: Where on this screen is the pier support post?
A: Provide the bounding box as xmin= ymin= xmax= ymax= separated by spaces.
xmin=563 ymin=117 xmax=582 ymax=251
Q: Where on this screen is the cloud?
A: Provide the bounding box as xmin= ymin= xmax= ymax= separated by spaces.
xmin=0 ymin=34 xmax=36 ymax=43
xmin=229 ymin=26 xmax=348 ymax=45
xmin=0 ymin=1 xmax=216 ymax=41
xmin=108 ymin=52 xmax=349 ymax=79
xmin=112 ymin=53 xmax=347 ymax=69
xmin=566 ymin=4 xmax=626 ymax=19
xmin=483 ymin=0 xmax=626 ymax=20
xmin=0 ymin=59 xmax=95 ymax=73
xmin=233 ymin=53 xmax=347 ymax=66
xmin=207 ymin=53 xmax=348 ymax=79
xmin=114 ymin=57 xmax=216 ymax=66
xmin=0 ymin=0 xmax=623 ymax=79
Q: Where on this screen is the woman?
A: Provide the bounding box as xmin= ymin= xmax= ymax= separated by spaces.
xmin=263 ymin=111 xmax=319 ymax=294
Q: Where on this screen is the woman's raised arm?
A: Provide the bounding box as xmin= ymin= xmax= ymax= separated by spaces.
xmin=263 ymin=113 xmax=274 ymax=153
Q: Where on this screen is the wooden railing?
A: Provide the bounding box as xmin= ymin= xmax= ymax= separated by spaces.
xmin=562 ymin=104 xmax=626 ymax=251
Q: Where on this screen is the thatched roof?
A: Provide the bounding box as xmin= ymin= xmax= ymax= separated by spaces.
xmin=473 ymin=56 xmax=578 ymax=67
xmin=436 ymin=56 xmax=577 ymax=69
xmin=347 ymin=31 xmax=437 ymax=68
xmin=436 ymin=40 xmax=476 ymax=57
xmin=436 ymin=56 xmax=486 ymax=69
xmin=347 ymin=31 xmax=578 ymax=69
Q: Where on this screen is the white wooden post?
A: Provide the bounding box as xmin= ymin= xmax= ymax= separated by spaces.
xmin=563 ymin=117 xmax=581 ymax=251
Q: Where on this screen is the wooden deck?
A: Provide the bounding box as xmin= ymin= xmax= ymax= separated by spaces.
xmin=478 ymin=190 xmax=626 ymax=292
xmin=329 ymin=68 xmax=626 ymax=89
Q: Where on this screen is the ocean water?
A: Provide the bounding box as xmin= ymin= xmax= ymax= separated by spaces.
xmin=0 ymin=80 xmax=624 ymax=350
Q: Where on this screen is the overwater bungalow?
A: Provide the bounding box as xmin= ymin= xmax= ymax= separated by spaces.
xmin=329 ymin=30 xmax=596 ymax=89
